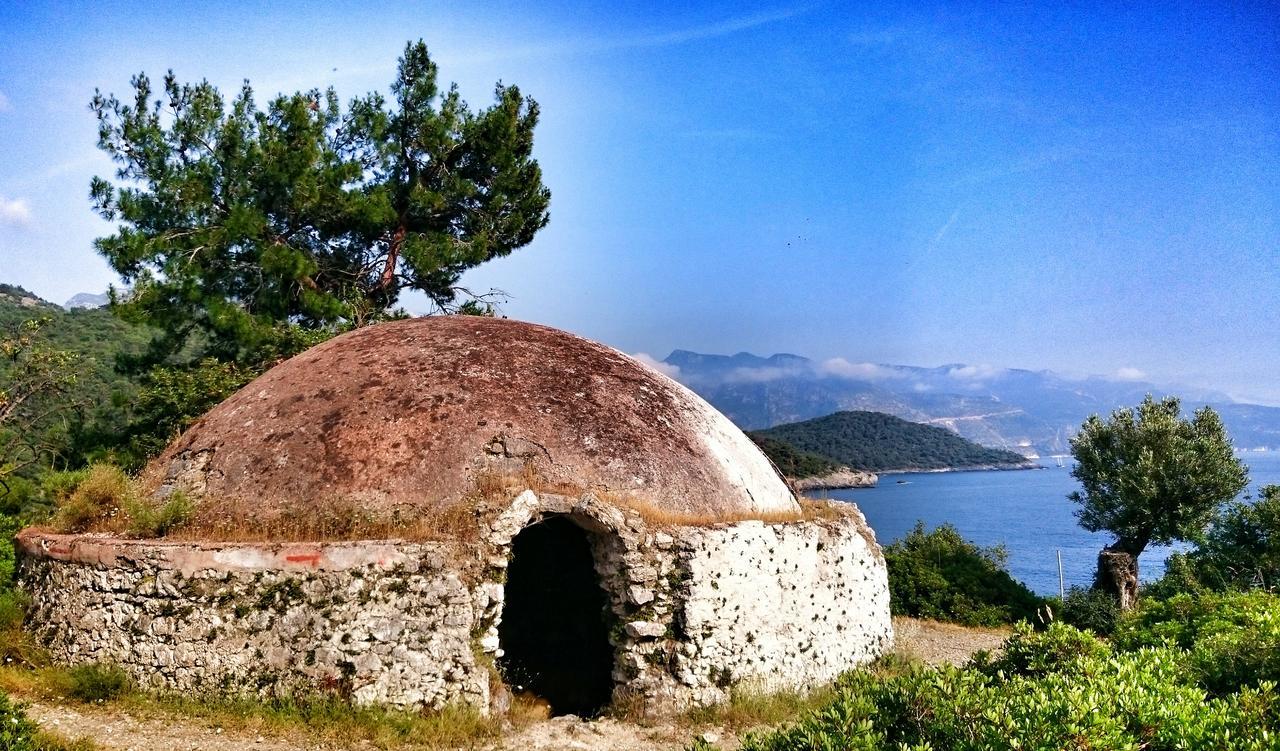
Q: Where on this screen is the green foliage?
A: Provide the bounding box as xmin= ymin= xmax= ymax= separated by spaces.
xmin=0 ymin=690 xmax=44 ymax=751
xmin=971 ymin=622 xmax=1112 ymax=679
xmin=0 ymin=512 xmax=19 ymax=585
xmin=1056 ymin=585 xmax=1121 ymax=635
xmin=747 ymin=434 xmax=838 ymax=479
xmin=1151 ymin=485 xmax=1280 ymax=596
xmin=124 ymin=491 xmax=194 ymax=538
xmin=111 ymin=359 xmax=256 ymax=470
xmin=736 ymin=620 xmax=1280 ymax=751
xmin=754 ymin=411 xmax=1030 ymax=473
xmin=90 ymin=40 xmax=550 ymax=367
xmin=883 ymin=522 xmax=1043 ymax=627
xmin=50 ymin=464 xmax=131 ymax=533
xmin=64 ymin=663 xmax=132 ymax=703
xmin=1070 ymin=396 xmax=1248 ymax=551
xmin=0 ymin=288 xmax=152 ymax=473
xmin=0 ymin=318 xmax=82 ymax=481
xmin=1115 ymin=591 xmax=1280 ymax=695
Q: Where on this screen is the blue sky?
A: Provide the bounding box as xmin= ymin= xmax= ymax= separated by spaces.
xmin=1 ymin=2 xmax=1277 ymax=401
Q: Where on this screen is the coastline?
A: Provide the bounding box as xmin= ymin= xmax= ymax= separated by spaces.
xmin=877 ymin=462 xmax=1041 ymax=476
xmin=792 ymin=461 xmax=1038 ymax=490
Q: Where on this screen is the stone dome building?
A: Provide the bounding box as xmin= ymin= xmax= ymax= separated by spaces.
xmin=17 ymin=318 xmax=891 ymax=717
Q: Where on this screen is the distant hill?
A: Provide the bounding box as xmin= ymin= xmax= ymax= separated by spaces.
xmin=747 ymin=433 xmax=840 ymax=478
xmin=1 ymin=284 xmax=152 ymax=465
xmin=665 ymin=350 xmax=1280 ymax=454
xmin=754 ymin=411 xmax=1038 ymax=473
xmin=63 ymin=292 xmax=109 ymax=310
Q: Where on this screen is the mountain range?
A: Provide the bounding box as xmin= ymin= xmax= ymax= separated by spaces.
xmin=662 ymin=350 xmax=1280 ymax=456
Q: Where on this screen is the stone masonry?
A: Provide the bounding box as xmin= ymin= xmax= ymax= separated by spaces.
xmin=16 ymin=491 xmax=892 ymax=715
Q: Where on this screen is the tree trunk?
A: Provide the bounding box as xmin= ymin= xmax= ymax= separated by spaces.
xmin=379 ymin=223 xmax=407 ymax=291
xmin=1094 ymin=543 xmax=1141 ymax=611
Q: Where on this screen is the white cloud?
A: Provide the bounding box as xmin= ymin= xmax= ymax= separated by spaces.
xmin=0 ymin=197 xmax=31 ymax=226
xmin=0 ymin=91 xmax=10 ymax=112
xmin=631 ymin=352 xmax=681 ymax=380
xmin=723 ymin=365 xmax=802 ymax=384
xmin=1114 ymin=367 xmax=1147 ymax=381
xmin=947 ymin=364 xmax=1004 ymax=381
xmin=929 ymin=209 xmax=960 ymax=248
xmin=450 ymin=6 xmax=809 ymax=64
xmin=819 ymin=358 xmax=897 ymax=381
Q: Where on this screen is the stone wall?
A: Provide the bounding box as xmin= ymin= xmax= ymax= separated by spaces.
xmin=16 ymin=492 xmax=892 ymax=715
xmin=15 ymin=535 xmax=493 ymax=709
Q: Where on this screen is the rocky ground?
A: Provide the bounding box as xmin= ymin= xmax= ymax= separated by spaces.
xmin=25 ymin=617 xmax=1008 ymax=751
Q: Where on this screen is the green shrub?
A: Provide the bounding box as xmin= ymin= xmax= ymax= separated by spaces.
xmin=1 ymin=512 xmax=20 ymax=585
xmin=883 ymin=522 xmax=1043 ymax=626
xmin=735 ymin=625 xmax=1278 ymax=750
xmin=1149 ymin=485 xmax=1280 ymax=597
xmin=124 ymin=491 xmax=194 ymax=537
xmin=51 ymin=464 xmax=131 ymax=533
xmin=971 ymin=622 xmax=1113 ymax=679
xmin=64 ymin=663 xmax=132 ymax=703
xmin=0 ymin=690 xmax=44 ymax=751
xmin=1115 ymin=591 xmax=1280 ymax=695
xmin=1056 ymin=585 xmax=1121 ymax=635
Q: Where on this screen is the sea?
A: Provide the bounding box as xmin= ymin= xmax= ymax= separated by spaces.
xmin=825 ymin=451 xmax=1280 ymax=596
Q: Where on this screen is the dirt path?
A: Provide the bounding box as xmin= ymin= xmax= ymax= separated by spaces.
xmin=25 ymin=618 xmax=1004 ymax=751
xmin=27 ymin=702 xmax=342 ymax=751
xmin=891 ymin=616 xmax=1011 ymax=665
xmin=25 ymin=702 xmax=725 ymax=751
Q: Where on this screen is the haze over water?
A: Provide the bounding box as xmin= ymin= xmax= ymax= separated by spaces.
xmin=829 ymin=452 xmax=1280 ymax=596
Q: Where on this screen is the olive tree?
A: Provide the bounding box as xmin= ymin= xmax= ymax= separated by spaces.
xmin=1069 ymin=395 xmax=1248 ymax=609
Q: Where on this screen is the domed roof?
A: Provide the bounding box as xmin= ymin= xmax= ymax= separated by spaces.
xmin=152 ymin=317 xmax=797 ymax=519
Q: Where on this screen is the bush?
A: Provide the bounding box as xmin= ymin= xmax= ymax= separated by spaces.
xmin=51 ymin=464 xmax=131 ymax=533
xmin=124 ymin=491 xmax=194 ymax=537
xmin=735 ymin=623 xmax=1279 ymax=751
xmin=1056 ymin=585 xmax=1121 ymax=635
xmin=971 ymin=622 xmax=1112 ymax=679
xmin=1115 ymin=591 xmax=1280 ymax=695
xmin=884 ymin=522 xmax=1043 ymax=626
xmin=1149 ymin=485 xmax=1280 ymax=597
xmin=0 ymin=690 xmax=44 ymax=751
xmin=45 ymin=464 xmax=195 ymax=538
xmin=0 ymin=589 xmax=46 ymax=668
xmin=64 ymin=662 xmax=132 ymax=703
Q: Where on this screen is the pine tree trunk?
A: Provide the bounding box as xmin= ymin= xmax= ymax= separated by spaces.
xmin=1094 ymin=543 xmax=1140 ymax=611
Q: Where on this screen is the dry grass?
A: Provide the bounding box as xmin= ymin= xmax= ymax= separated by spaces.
xmin=0 ymin=662 xmax=502 ymax=750
xmin=44 ymin=461 xmax=844 ymax=544
xmin=44 ymin=463 xmax=485 ymax=544
xmin=163 ymin=496 xmax=482 ymax=544
xmin=605 ymin=494 xmax=847 ymax=528
xmin=890 ymin=616 xmax=1011 ymax=666
xmin=681 ymin=683 xmax=838 ymax=734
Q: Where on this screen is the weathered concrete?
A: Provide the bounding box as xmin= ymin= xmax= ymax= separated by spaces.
xmin=146 ymin=317 xmax=797 ymax=518
xmin=17 ymin=493 xmax=891 ymax=715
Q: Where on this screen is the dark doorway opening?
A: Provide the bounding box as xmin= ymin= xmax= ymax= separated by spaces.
xmin=498 ymin=515 xmax=615 ymax=717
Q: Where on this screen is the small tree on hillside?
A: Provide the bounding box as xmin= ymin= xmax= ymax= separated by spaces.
xmin=1069 ymin=395 xmax=1247 ymax=609
xmin=0 ymin=319 xmax=81 ymax=490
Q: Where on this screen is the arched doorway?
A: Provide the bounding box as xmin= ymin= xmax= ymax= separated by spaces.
xmin=498 ymin=515 xmax=615 ymax=716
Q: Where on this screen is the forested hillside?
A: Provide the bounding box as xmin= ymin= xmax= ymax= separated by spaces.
xmin=747 ymin=434 xmax=840 ymax=478
xmin=0 ymin=284 xmax=150 ymax=477
xmin=752 ymin=411 xmax=1034 ymax=473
